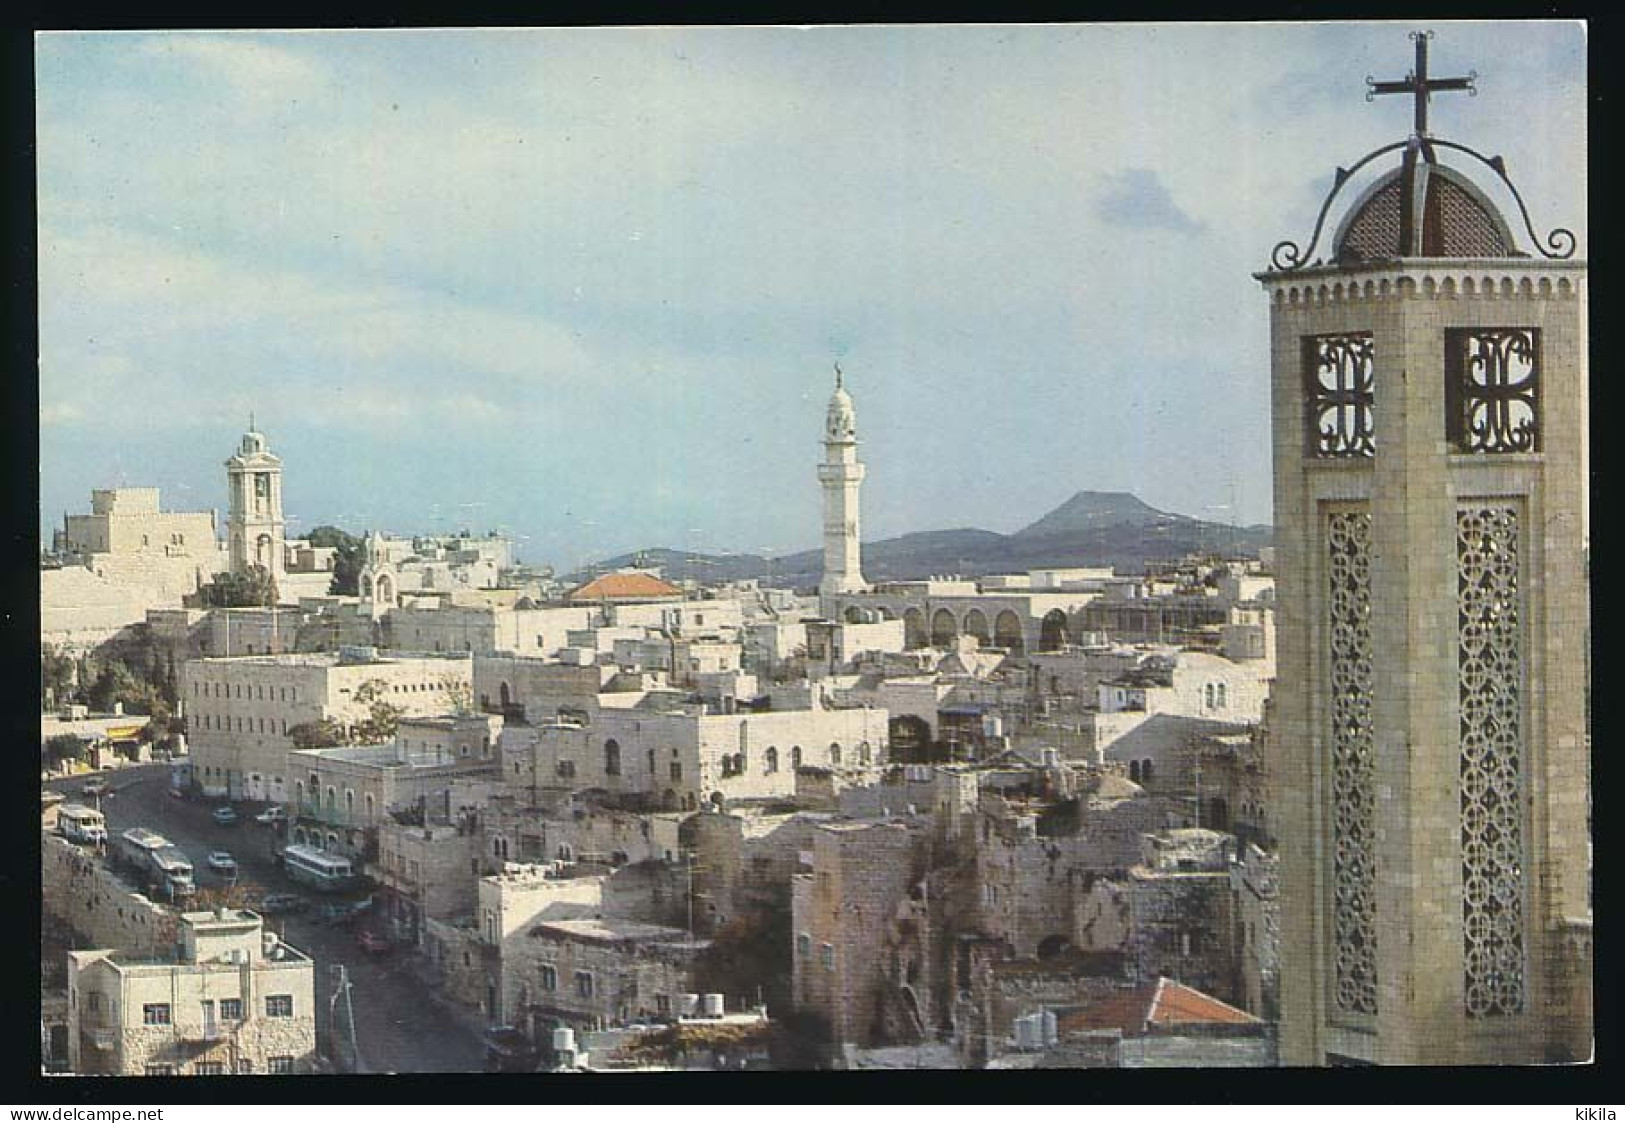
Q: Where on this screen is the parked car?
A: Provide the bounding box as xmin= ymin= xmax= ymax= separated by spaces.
xmin=212 ymin=806 xmax=238 ymax=826
xmin=82 ymin=778 xmax=110 ymax=798
xmin=258 ymin=892 xmax=307 ymax=915
xmin=356 ymin=929 xmax=392 ymax=955
xmin=255 ymin=806 xmax=288 ymax=826
xmin=317 ymin=897 xmax=374 ymax=927
xmin=206 ymin=851 xmax=238 ymax=877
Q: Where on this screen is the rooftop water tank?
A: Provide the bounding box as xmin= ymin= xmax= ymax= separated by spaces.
xmin=702 ymin=993 xmax=725 ymax=1018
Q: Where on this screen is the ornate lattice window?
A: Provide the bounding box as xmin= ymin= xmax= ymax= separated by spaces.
xmin=1457 ymin=505 xmax=1526 ymax=1017
xmin=1327 ymin=509 xmax=1377 ymax=1017
xmin=1305 ymin=334 xmax=1376 ymax=458
xmin=1447 ymin=329 xmax=1540 ymax=454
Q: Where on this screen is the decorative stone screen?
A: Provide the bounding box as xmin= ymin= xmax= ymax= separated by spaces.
xmin=1326 ymin=508 xmax=1377 ymax=1017
xmin=1457 ymin=504 xmax=1527 ymax=1018
xmin=1305 ymin=334 xmax=1376 ymax=459
xmin=1446 ymin=329 xmax=1541 ymax=454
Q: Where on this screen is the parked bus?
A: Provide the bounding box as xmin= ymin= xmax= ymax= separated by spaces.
xmin=57 ymin=804 xmax=108 ymax=846
xmin=281 ymin=844 xmax=357 ymax=892
xmin=115 ymin=827 xmax=195 ymax=901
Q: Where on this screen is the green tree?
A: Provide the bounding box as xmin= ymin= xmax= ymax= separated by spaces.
xmin=201 ymin=565 xmax=279 ymax=608
xmin=43 ymin=733 xmax=90 ymax=770
xmin=438 ymin=674 xmax=475 ymax=716
xmin=87 ymin=661 xmax=151 ymax=714
xmin=308 ymin=525 xmax=364 ymax=596
xmin=353 ymin=679 xmax=404 ymax=744
xmin=289 ymin=718 xmax=347 ymax=751
xmin=41 ymin=644 xmax=76 ymax=709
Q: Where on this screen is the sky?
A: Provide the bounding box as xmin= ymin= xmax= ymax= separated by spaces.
xmin=36 ymin=22 xmax=1587 ymax=571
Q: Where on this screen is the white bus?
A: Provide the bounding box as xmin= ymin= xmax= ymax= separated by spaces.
xmin=58 ymin=804 xmax=107 ymax=846
xmin=282 ymin=844 xmax=357 ymax=892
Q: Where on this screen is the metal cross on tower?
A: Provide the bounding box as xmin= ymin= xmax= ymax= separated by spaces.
xmin=1366 ymin=30 xmax=1476 ymax=137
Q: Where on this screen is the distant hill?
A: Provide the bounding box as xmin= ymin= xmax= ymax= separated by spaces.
xmin=1014 ymin=490 xmax=1167 ymax=537
xmin=579 ymin=491 xmax=1271 ymax=588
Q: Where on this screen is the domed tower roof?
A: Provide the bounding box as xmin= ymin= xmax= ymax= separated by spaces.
xmin=226 ymin=415 xmax=281 ymax=467
xmin=1332 ymin=150 xmax=1518 ymax=263
xmin=1266 ymin=31 xmax=1577 ymax=274
xmin=825 ymin=362 xmax=857 ymax=441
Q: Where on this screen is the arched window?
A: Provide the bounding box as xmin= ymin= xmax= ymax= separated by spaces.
xmin=1204 ymin=683 xmax=1216 ymax=709
xmin=1129 ymin=760 xmax=1141 ymax=783
xmin=1216 ymin=683 xmax=1228 ymax=709
xmin=1142 ymin=759 xmax=1155 ymax=782
xmin=295 ymin=780 xmax=304 ymax=801
xmin=857 ymin=741 xmax=871 ymax=766
xmin=604 ymin=739 xmax=621 ymax=776
xmin=325 ymin=786 xmax=335 ymax=809
xmin=765 ymin=747 xmax=779 ymax=773
xmin=829 ymin=742 xmax=843 ymax=767
xmin=345 ymin=790 xmax=355 ymax=814
xmin=365 ymin=793 xmax=375 ymax=820
xmin=791 ymin=746 xmax=803 ymax=770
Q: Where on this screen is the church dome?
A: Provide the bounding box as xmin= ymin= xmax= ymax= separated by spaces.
xmin=1333 ymin=156 xmax=1518 ymax=263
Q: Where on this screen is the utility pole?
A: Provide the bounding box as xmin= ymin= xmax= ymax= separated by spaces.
xmin=328 ymin=964 xmax=362 ymax=1073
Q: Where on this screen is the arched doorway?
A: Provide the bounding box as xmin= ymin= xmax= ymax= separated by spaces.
xmin=994 ymin=610 xmax=1025 ymax=654
xmin=903 ymin=609 xmax=927 ymax=650
xmin=1039 ymin=610 xmax=1070 ymax=652
xmin=1207 ymin=796 xmax=1230 ymax=832
xmin=962 ymin=609 xmax=990 ymax=646
xmin=930 ymin=609 xmax=957 ymax=648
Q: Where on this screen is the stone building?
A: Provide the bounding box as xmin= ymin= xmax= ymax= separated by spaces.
xmin=288 ymin=719 xmax=501 ymax=858
xmin=1259 ymin=35 xmax=1590 ymax=1064
xmin=43 ymin=488 xmax=229 ymax=652
xmin=66 ymin=909 xmax=316 ymax=1076
xmin=790 ymin=818 xmax=932 ymax=1049
xmin=59 ymin=488 xmax=218 ymax=563
xmin=376 ymin=817 xmax=484 ymax=946
xmin=181 ymin=649 xmax=474 ymax=801
xmin=499 ymin=916 xmax=708 ymax=1034
xmin=502 ymin=697 xmax=889 ymax=812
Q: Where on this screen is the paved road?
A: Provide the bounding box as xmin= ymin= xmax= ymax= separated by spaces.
xmin=47 ymin=766 xmax=487 ymax=1074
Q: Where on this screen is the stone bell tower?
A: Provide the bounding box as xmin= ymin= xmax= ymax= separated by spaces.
xmin=1259 ymin=32 xmax=1589 ymax=1065
xmin=819 ymin=363 xmax=868 ymax=602
xmin=225 ymin=418 xmax=286 ymax=581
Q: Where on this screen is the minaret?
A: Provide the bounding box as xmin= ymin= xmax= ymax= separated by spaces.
xmin=225 ymin=419 xmax=285 ymax=580
xmin=818 ymin=363 xmax=867 ymax=601
xmin=1260 ymin=32 xmax=1588 ymax=1065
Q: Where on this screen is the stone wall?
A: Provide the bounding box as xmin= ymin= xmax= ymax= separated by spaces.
xmin=42 ymin=833 xmax=173 ymax=955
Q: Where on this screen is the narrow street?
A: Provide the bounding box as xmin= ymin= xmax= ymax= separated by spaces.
xmin=47 ymin=765 xmax=487 ymax=1074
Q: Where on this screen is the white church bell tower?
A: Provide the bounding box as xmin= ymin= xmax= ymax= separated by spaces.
xmin=225 ymin=418 xmax=285 ymax=581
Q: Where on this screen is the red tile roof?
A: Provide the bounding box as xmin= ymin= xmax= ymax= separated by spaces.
xmin=1056 ymin=977 xmax=1260 ymax=1038
xmin=568 ymin=572 xmax=682 ymax=602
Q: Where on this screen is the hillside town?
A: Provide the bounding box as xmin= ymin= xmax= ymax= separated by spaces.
xmin=37 ymin=25 xmax=1589 ymax=1078
xmin=42 ymin=369 xmax=1290 ymax=1072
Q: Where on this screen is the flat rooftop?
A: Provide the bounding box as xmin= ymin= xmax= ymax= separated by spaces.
xmin=532 ymin=917 xmax=706 ymax=948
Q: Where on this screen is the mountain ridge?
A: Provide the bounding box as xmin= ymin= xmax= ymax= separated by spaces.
xmin=579 ymin=490 xmax=1271 ymax=587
